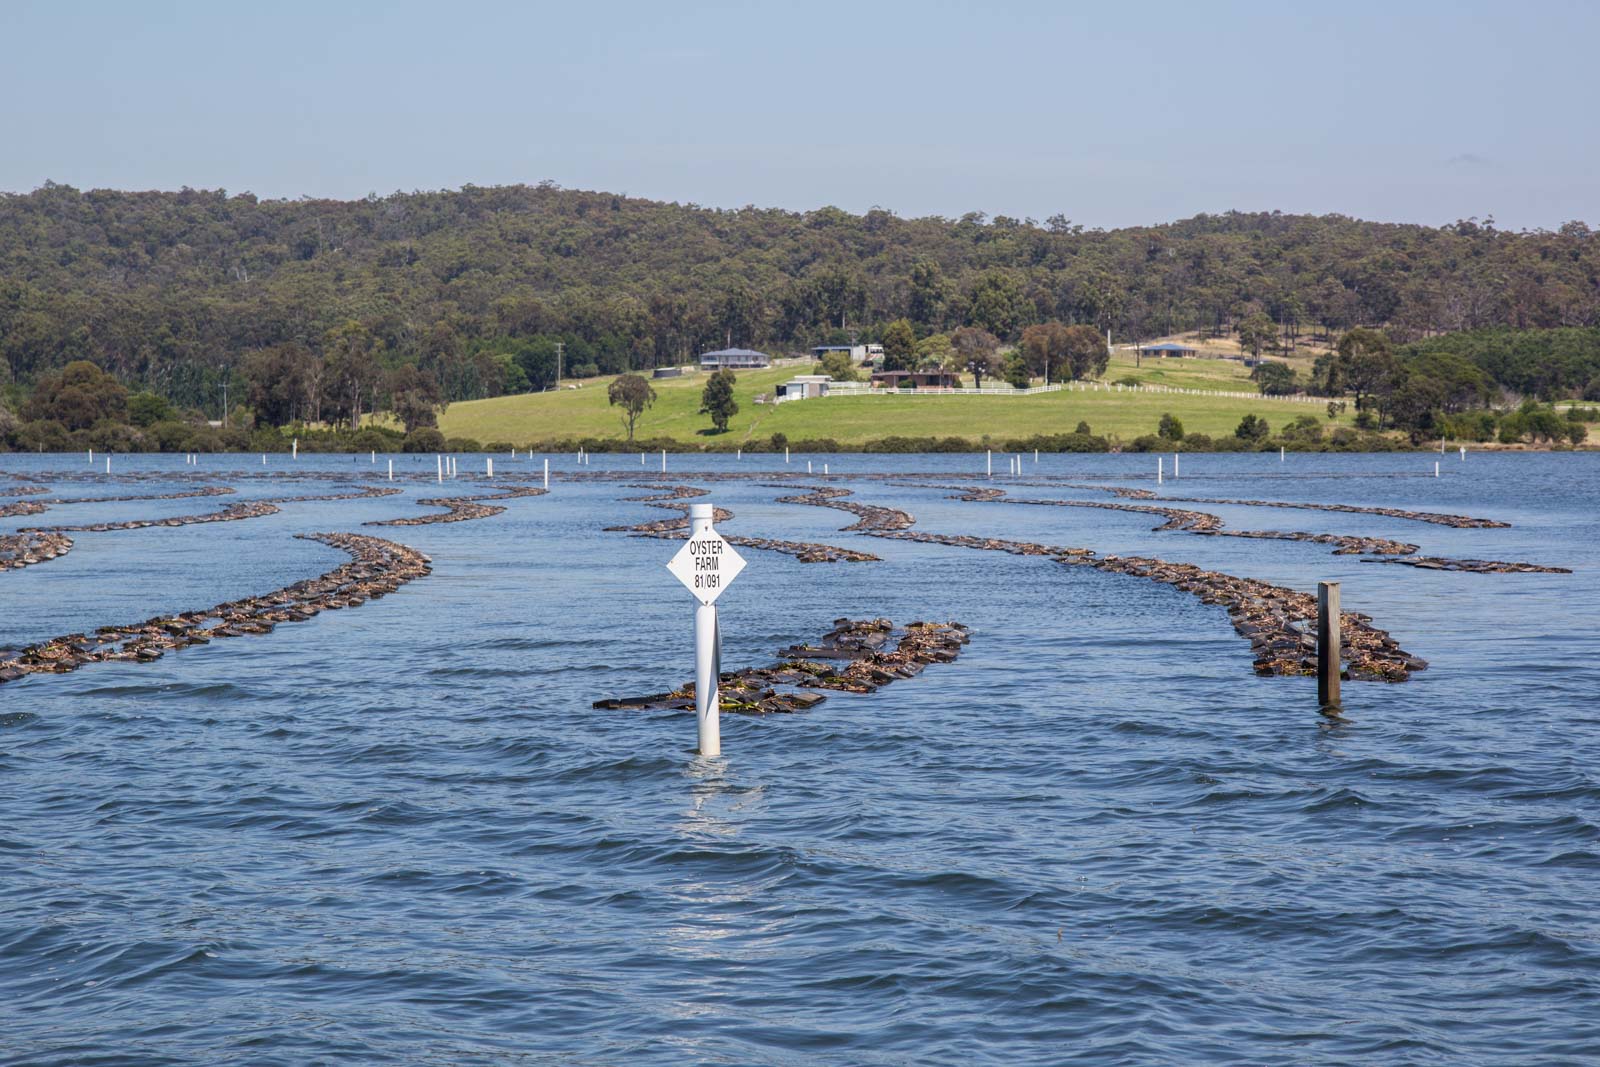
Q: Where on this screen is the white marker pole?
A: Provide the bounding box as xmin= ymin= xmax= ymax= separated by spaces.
xmin=1434 ymin=461 xmax=1440 ymax=478
xmin=1280 ymin=446 xmax=1285 ymax=463
xmin=1174 ymin=453 xmax=1179 ymax=478
xmin=661 ymin=449 xmax=667 ymax=473
xmin=785 ymin=447 xmax=790 ymax=464
xmin=543 ymin=458 xmax=549 ymax=489
xmin=1034 ymin=448 xmax=1038 ymax=464
xmin=1158 ymin=457 xmax=1164 ymax=485
xmin=688 ymin=503 xmax=721 ymax=758
xmin=437 ymin=455 xmax=443 ymax=483
xmin=88 ymin=448 xmax=94 ymax=464
xmin=261 ymin=454 xmax=266 ymax=465
xmin=487 ymin=457 xmax=494 ymax=478
xmin=1460 ymin=446 xmax=1466 ymax=460
xmin=371 ymin=450 xmax=375 ymax=463
xmin=293 ymin=438 xmax=298 ymax=459
xmin=823 ymin=463 xmax=829 ymax=475
xmin=641 ymin=452 xmax=645 ymax=465
xmin=987 ymin=450 xmax=993 ymax=477
xmin=807 ymin=460 xmax=813 ymax=474
xmin=387 ymin=459 xmax=393 ymax=481
xmin=105 ymin=456 xmax=111 ymax=474
xmin=737 ymin=448 xmax=741 ymax=460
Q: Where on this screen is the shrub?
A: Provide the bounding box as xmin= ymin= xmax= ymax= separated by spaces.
xmin=1157 ymin=412 xmax=1184 ymax=441
xmin=445 ymin=437 xmax=483 ymax=453
xmin=402 ymin=427 xmax=446 ymax=453
xmin=350 ymin=428 xmax=391 ymax=453
xmin=181 ymin=428 xmax=224 ymax=453
xmin=16 ymin=419 xmax=73 ymax=452
xmin=1279 ymin=414 xmax=1324 ymax=446
xmin=1235 ymin=414 xmax=1270 ymax=441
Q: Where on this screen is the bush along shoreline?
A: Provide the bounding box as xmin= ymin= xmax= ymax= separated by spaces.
xmin=4 ymin=423 xmax=1586 ymax=456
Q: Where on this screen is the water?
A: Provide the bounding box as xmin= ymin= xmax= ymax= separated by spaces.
xmin=2 ymin=451 xmax=1597 ymax=1064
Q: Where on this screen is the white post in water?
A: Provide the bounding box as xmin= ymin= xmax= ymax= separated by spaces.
xmin=1434 ymin=461 xmax=1440 ymax=478
xmin=667 ymin=503 xmax=746 ymax=759
xmin=387 ymin=459 xmax=393 ymax=481
xmin=1034 ymin=448 xmax=1038 ymax=464
xmin=88 ymin=448 xmax=94 ymax=464
xmin=1280 ymin=446 xmax=1285 ymax=463
xmin=437 ymin=455 xmax=443 ymax=483
xmin=1460 ymin=446 xmax=1466 ymax=460
xmin=1158 ymin=457 xmax=1164 ymax=485
xmin=641 ymin=452 xmax=645 ymax=465
xmin=661 ymin=449 xmax=667 ymax=473
xmin=823 ymin=462 xmax=829 ymax=475
xmin=293 ymin=438 xmax=298 ymax=459
xmin=785 ymin=447 xmax=790 ymax=464
xmin=487 ymin=457 xmax=494 ymax=478
xmin=1174 ymin=453 xmax=1180 ymax=478
xmin=807 ymin=460 xmax=813 ymax=474
xmin=987 ymin=450 xmax=993 ymax=477
xmin=737 ymin=448 xmax=741 ymax=460
xmin=371 ymin=450 xmax=376 ymax=463
xmin=261 ymin=454 xmax=266 ymax=465
xmin=105 ymin=456 xmax=111 ymax=474
xmin=543 ymin=458 xmax=549 ymax=489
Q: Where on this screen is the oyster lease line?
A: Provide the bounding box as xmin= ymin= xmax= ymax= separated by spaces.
xmin=0 ymin=533 xmax=431 ymax=687
xmin=0 ymin=532 xmax=74 ymax=574
xmin=932 ymin=484 xmax=1568 ymax=572
xmin=606 ymin=484 xmax=880 ymax=564
xmin=365 ymin=485 xmax=546 ymax=526
xmin=1096 ymin=485 xmax=1512 ymax=528
xmin=595 ymin=618 xmax=968 ymax=714
xmin=20 ymin=486 xmax=407 ymax=534
xmin=775 ymin=484 xmax=1424 ymax=682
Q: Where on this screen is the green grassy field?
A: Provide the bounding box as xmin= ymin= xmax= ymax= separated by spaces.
xmin=437 ymin=362 xmax=1350 ymax=447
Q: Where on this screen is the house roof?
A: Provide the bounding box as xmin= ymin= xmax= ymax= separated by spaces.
xmin=1141 ymin=342 xmax=1197 ymax=352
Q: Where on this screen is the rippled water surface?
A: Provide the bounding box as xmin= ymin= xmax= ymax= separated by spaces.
xmin=3 ymin=451 xmax=1597 ymax=1064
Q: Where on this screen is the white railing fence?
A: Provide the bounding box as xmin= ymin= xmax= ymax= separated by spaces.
xmin=777 ymin=380 xmax=1331 ymax=404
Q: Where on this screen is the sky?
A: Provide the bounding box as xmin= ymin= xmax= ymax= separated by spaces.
xmin=2 ymin=0 xmax=1595 ymax=230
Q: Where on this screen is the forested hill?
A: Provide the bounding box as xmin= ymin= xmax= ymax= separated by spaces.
xmin=1 ymin=181 xmax=1598 ymax=406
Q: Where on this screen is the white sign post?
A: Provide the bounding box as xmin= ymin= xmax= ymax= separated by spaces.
xmin=666 ymin=503 xmax=746 ymax=757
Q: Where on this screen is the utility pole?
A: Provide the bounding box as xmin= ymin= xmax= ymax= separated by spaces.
xmin=555 ymin=341 xmax=564 ymax=389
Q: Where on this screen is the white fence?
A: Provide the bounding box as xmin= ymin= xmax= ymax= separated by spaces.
xmin=782 ymin=380 xmax=1328 ymax=404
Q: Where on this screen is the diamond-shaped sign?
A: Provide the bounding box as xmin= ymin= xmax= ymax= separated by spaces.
xmin=666 ymin=527 xmax=746 ymax=605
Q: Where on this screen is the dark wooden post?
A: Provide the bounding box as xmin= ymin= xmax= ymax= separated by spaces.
xmin=1317 ymin=581 xmax=1341 ymax=709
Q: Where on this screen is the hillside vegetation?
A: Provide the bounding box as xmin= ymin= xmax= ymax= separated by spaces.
xmin=3 ymin=182 xmax=1599 ymax=414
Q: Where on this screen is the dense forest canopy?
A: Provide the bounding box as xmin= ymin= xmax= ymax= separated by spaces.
xmin=1 ymin=181 xmax=1598 ymax=414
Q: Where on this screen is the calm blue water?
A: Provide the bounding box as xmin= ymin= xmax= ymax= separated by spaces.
xmin=2 ymin=451 xmax=1597 ymax=1065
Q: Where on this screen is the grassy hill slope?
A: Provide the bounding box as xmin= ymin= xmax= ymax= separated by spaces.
xmin=437 ymin=357 xmax=1347 ymax=447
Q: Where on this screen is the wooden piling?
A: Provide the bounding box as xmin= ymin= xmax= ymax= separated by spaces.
xmin=1317 ymin=581 xmax=1341 ymax=709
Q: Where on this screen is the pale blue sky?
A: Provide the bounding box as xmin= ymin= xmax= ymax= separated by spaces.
xmin=2 ymin=0 xmax=1594 ymax=229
